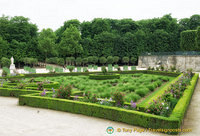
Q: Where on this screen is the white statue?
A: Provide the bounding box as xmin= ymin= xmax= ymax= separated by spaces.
xmin=10 ymin=56 xmax=16 ymax=75
xmin=11 ymin=56 xmax=14 ymax=65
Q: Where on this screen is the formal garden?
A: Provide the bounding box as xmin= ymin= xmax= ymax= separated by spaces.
xmin=0 ymin=66 xmax=198 ymax=135
xmin=0 ymin=14 xmax=200 ymax=135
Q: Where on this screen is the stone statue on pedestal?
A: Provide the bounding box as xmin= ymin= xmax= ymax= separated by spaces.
xmin=10 ymin=56 xmax=16 ymax=75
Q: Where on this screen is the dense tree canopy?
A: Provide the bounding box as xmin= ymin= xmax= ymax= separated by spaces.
xmin=0 ymin=14 xmax=200 ymax=67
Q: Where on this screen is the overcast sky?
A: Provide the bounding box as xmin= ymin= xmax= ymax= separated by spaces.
xmin=0 ymin=0 xmax=200 ymax=31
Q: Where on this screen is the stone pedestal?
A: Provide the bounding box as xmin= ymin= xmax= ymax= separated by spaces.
xmin=10 ymin=64 xmax=16 ymax=74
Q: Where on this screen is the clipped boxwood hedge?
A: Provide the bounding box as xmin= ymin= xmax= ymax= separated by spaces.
xmin=19 ymin=93 xmax=179 ymax=134
xmin=0 ymin=87 xmax=40 ymax=97
xmin=18 ymin=73 xmax=199 ymax=135
xmin=89 ymin=74 xmax=120 ymax=80
xmin=23 ymin=70 xmax=179 ymax=78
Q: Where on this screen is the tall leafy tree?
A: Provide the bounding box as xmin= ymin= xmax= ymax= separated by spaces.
xmin=38 ymin=28 xmax=57 ymax=59
xmin=59 ymin=25 xmax=83 ymax=58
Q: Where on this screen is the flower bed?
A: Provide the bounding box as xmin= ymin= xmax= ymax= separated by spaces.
xmin=0 ymin=78 xmax=59 ymax=97
xmin=19 ymin=73 xmax=199 ymax=134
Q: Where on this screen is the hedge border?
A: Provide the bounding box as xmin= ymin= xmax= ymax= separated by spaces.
xmin=23 ymin=70 xmax=179 ymax=78
xmin=89 ymin=74 xmax=120 ymax=80
xmin=19 ymin=93 xmax=179 ymax=134
xmin=170 ymin=73 xmax=199 ymax=122
xmin=18 ymin=73 xmax=199 ymax=135
xmin=0 ymin=87 xmax=40 ymax=97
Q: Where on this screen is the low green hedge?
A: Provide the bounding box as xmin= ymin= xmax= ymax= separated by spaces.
xmin=18 ymin=73 xmax=198 ymax=135
xmin=89 ymin=74 xmax=120 ymax=80
xmin=23 ymin=70 xmax=179 ymax=78
xmin=19 ymin=93 xmax=179 ymax=134
xmin=0 ymin=87 xmax=40 ymax=97
xmin=170 ymin=73 xmax=199 ymax=123
xmin=25 ymin=82 xmax=59 ymax=89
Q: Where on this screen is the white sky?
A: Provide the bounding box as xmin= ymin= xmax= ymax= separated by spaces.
xmin=0 ymin=0 xmax=200 ymax=31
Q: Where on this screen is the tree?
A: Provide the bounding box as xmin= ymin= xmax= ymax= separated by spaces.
xmin=0 ymin=37 xmax=8 ymax=59
xmin=1 ymin=57 xmax=10 ymax=67
xmin=38 ymin=28 xmax=57 ymax=59
xmin=59 ymin=25 xmax=83 ymax=58
xmin=82 ymin=58 xmax=88 ymax=66
xmin=87 ymin=56 xmax=93 ymax=64
xmin=99 ymin=57 xmax=107 ymax=65
xmin=113 ymin=56 xmax=119 ymax=64
xmin=107 ymin=56 xmax=114 ymax=64
xmin=75 ymin=57 xmax=82 ymax=66
xmin=130 ymin=57 xmax=137 ymax=65
xmin=92 ymin=56 xmax=98 ymax=65
xmin=122 ymin=57 xmax=129 ymax=65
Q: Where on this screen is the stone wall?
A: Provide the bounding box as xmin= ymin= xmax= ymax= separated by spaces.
xmin=138 ymin=55 xmax=200 ymax=72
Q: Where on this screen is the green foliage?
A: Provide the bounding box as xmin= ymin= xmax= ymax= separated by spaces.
xmin=107 ymin=56 xmax=114 ymax=64
xmin=112 ymin=90 xmax=125 ymax=106
xmin=56 ymin=85 xmax=72 ymax=99
xmin=113 ymin=56 xmax=119 ymax=64
xmin=99 ymin=57 xmax=107 ymax=65
xmin=197 ymin=26 xmax=200 ymax=50
xmin=130 ymin=57 xmax=137 ymax=64
xmin=125 ymin=92 xmax=141 ymax=102
xmin=59 ymin=25 xmax=83 ymax=57
xmin=101 ymin=66 xmax=107 ymax=74
xmin=122 ymin=57 xmax=129 ymax=65
xmin=38 ymin=28 xmax=57 ymax=58
xmin=180 ymin=30 xmax=197 ymax=51
xmin=135 ymin=88 xmax=149 ymax=97
xmin=23 ymin=57 xmax=38 ymax=66
xmin=1 ymin=57 xmax=10 ymax=67
xmin=75 ymin=57 xmax=82 ymax=66
xmin=89 ymin=74 xmax=120 ymax=80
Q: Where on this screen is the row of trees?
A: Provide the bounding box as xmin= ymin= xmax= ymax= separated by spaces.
xmin=0 ymin=14 xmax=200 ymax=67
xmin=45 ymin=56 xmax=136 ymax=66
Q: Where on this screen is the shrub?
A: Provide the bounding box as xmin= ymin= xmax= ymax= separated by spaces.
xmin=113 ymin=56 xmax=119 ymax=64
xmin=37 ymin=82 xmax=44 ymax=91
xmin=56 ymin=85 xmax=72 ymax=99
xmin=82 ymin=58 xmax=88 ymax=66
xmin=128 ymin=85 xmax=136 ymax=92
xmin=155 ymin=80 xmax=162 ymax=87
xmin=122 ymin=57 xmax=129 ymax=65
xmin=2 ymin=68 xmax=9 ymax=77
xmin=114 ymin=64 xmax=119 ymax=69
xmin=197 ymin=26 xmax=200 ymax=50
xmin=125 ymin=92 xmax=141 ymax=102
xmin=130 ymin=57 xmax=137 ymax=65
xmin=147 ymin=85 xmax=155 ymax=91
xmin=99 ymin=57 xmax=107 ymax=65
xmin=112 ymin=90 xmax=125 ymax=106
xmin=75 ymin=57 xmax=82 ymax=66
xmin=90 ymin=56 xmax=98 ymax=65
xmin=101 ymin=66 xmax=107 ymax=74
xmin=180 ymin=30 xmax=197 ymax=51
xmin=107 ymin=56 xmax=114 ymax=64
xmin=68 ymin=66 xmax=75 ymax=72
xmin=1 ymin=57 xmax=10 ymax=67
xmin=135 ymin=88 xmax=149 ymax=97
xmin=88 ymin=56 xmax=93 ymax=64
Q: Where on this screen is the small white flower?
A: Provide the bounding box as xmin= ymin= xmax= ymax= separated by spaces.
xmin=166 ymin=107 xmax=169 ymax=110
xmin=162 ymin=103 xmax=164 ymax=105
